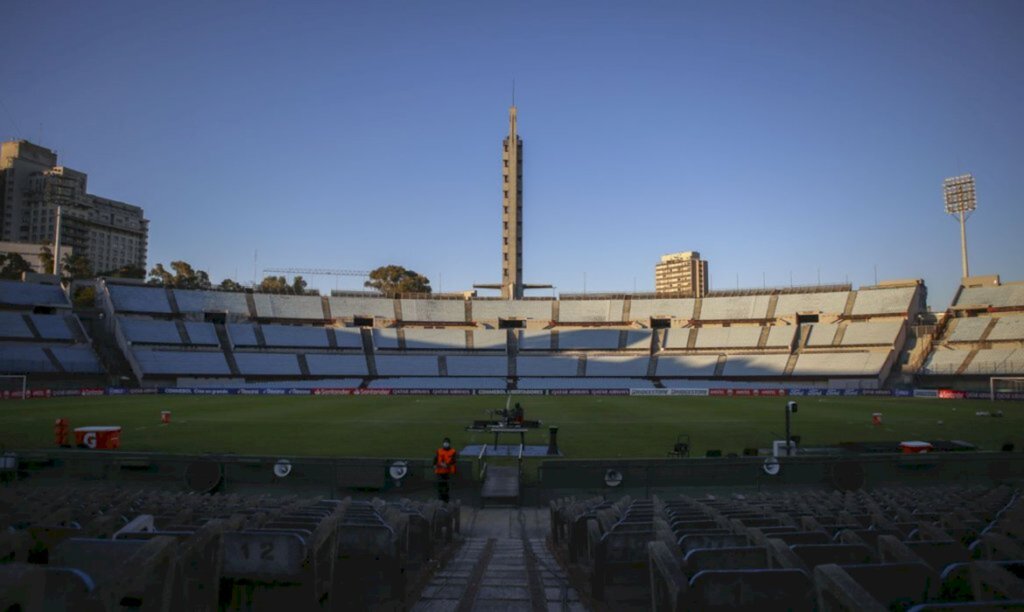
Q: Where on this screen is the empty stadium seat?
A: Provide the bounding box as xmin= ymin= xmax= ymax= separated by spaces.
xmin=518 ymin=329 xmax=553 ymax=350
xmin=687 ymin=568 xmax=815 ymax=611
xmin=304 ymin=353 xmax=370 ymax=376
xmin=955 ymin=284 xmax=1024 ymax=309
xmin=792 ymin=352 xmax=889 ymax=377
xmin=446 ymin=355 xmax=508 ymax=377
xmin=851 ymin=287 xmax=916 ymax=315
xmin=721 ymin=354 xmax=790 ymax=377
xmin=49 ymin=346 xmax=103 ymax=374
xmin=253 ymin=293 xmax=324 ymax=320
xmin=947 ymin=317 xmax=991 ymax=343
xmin=841 ymin=321 xmax=903 ymax=346
xmin=328 ymin=296 xmax=396 ymax=319
xmin=0 ymin=313 xmax=33 ymax=339
xmin=133 ymin=349 xmax=231 ymax=376
xmin=403 ymin=328 xmax=466 ymax=350
xmin=333 ymin=327 xmax=364 ymax=348
xmin=183 ymin=322 xmax=218 ymax=346
xmin=471 ymin=329 xmax=507 ymax=350
xmin=629 ymin=298 xmax=696 ymax=321
xmin=0 ymin=280 xmax=71 ymax=308
xmin=371 ymin=328 xmax=400 ymax=349
xmin=655 ymin=354 xmax=719 ymax=377
xmin=226 ymin=323 xmax=259 ymax=347
xmin=0 ymin=345 xmax=57 ymax=373
xmin=700 ymin=295 xmax=772 ymax=321
xmin=399 ymin=299 xmax=465 ymax=322
xmin=558 ymin=299 xmax=623 ymax=322
xmin=517 ymin=377 xmax=652 ymax=389
xmin=987 ymin=317 xmax=1024 ymax=341
xmin=375 ymin=355 xmax=439 ymax=376
xmin=234 ymin=352 xmax=302 ymax=376
xmin=261 ymin=324 xmax=330 ymax=348
xmin=173 ymin=289 xmax=249 ymax=315
xmin=962 ymin=349 xmax=1024 ymax=375
xmin=471 ymin=299 xmax=552 ymax=321
xmin=922 ymin=349 xmax=968 ymax=375
xmin=774 ymin=291 xmax=850 ymax=317
xmin=106 ymin=284 xmax=171 ymax=313
xmin=120 ymin=318 xmax=181 ymax=344
xmin=695 ymin=326 xmax=763 ymax=349
xmin=367 ymin=377 xmax=506 ymax=390
xmin=516 ymin=355 xmax=579 ymax=377
xmin=586 ymin=355 xmax=649 ymax=377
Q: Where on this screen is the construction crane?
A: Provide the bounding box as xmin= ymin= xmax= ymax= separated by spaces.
xmin=262 ymin=267 xmax=371 ymax=278
xmin=261 ymin=267 xmax=372 ymax=291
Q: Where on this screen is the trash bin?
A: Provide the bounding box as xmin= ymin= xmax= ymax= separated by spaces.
xmin=900 ymin=441 xmax=932 ymax=454
xmin=74 ymin=426 xmax=121 ymax=450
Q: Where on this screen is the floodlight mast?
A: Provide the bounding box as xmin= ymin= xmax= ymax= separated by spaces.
xmin=943 ymin=174 xmax=977 ymax=279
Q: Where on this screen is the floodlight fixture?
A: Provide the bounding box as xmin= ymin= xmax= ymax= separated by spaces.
xmin=943 ymin=174 xmax=977 ymax=278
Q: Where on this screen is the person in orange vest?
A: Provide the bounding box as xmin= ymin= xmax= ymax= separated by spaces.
xmin=433 ymin=437 xmax=457 ymax=502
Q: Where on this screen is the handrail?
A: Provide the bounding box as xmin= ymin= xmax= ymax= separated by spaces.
xmin=477 ymin=444 xmax=488 ymax=481
xmin=517 ymin=443 xmax=525 ymax=477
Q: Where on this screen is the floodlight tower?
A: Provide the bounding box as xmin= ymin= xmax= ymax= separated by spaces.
xmin=943 ymin=174 xmax=977 ymax=279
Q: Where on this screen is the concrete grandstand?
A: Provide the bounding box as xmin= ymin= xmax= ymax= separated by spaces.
xmin=5 ymin=275 xmax=1023 ymax=392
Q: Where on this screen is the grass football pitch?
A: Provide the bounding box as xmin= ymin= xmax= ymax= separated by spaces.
xmin=1 ymin=395 xmax=1022 ymax=459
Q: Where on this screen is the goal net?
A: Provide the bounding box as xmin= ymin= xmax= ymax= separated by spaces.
xmin=990 ymin=376 xmax=1024 ymax=401
xmin=0 ymin=375 xmax=27 ymax=400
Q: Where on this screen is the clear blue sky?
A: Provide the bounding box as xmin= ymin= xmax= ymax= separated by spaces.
xmin=2 ymin=1 xmax=1021 ymax=309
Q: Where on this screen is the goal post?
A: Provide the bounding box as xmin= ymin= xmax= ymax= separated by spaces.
xmin=0 ymin=375 xmax=27 ymax=400
xmin=990 ymin=376 xmax=1024 ymax=401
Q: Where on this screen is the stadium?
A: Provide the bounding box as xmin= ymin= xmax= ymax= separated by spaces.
xmin=3 ymin=11 xmax=1024 ymax=610
xmin=3 ymin=249 xmax=1024 ymax=610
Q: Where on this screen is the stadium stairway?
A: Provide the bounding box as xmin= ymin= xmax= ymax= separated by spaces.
xmin=74 ymin=311 xmax=133 ymax=384
xmin=411 ymin=507 xmax=586 ymax=611
xmin=481 ymin=466 xmax=521 ymax=507
xmin=213 ymin=323 xmax=241 ymax=376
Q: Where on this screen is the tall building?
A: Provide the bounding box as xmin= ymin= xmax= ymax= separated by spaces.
xmin=474 ymin=106 xmax=550 ymax=299
xmin=655 ymin=251 xmax=709 ymax=297
xmin=0 ymin=140 xmax=148 ymax=275
xmin=501 ymin=106 xmax=523 ymax=299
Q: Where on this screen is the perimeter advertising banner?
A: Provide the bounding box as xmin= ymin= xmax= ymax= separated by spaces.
xmin=1 ymin=385 xmax=1007 ymax=400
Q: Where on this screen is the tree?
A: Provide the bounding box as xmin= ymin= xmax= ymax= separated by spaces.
xmin=148 ymin=263 xmax=174 ymax=286
xmin=63 ymin=253 xmax=93 ymax=280
xmin=148 ymin=261 xmax=211 ymax=289
xmin=0 ymin=253 xmax=33 ymax=280
xmin=364 ymin=265 xmax=432 ymax=295
xmin=97 ymin=264 xmax=146 ymax=279
xmin=258 ymin=275 xmax=290 ymax=293
xmin=292 ymin=275 xmax=308 ymax=295
xmin=73 ymin=286 xmax=96 ymax=309
xmin=39 ymin=245 xmax=54 ymax=275
xmin=219 ymin=278 xmax=245 ymax=292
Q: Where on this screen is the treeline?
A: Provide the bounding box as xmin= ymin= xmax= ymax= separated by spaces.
xmin=147 ymin=261 xmax=316 ymax=295
xmin=3 ymin=248 xmax=434 ymax=297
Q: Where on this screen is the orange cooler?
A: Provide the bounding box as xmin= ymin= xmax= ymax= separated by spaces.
xmin=900 ymin=441 xmax=932 ymax=454
xmin=74 ymin=426 xmax=122 ymax=450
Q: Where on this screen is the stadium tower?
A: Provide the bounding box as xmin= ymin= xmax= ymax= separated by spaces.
xmin=475 ymin=105 xmax=550 ymax=299
xmin=501 ymin=105 xmax=524 ymax=299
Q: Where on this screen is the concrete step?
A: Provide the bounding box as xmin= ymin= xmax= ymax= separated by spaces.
xmin=481 ymin=466 xmax=520 ymax=502
xmin=412 ymin=533 xmax=585 ymax=611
